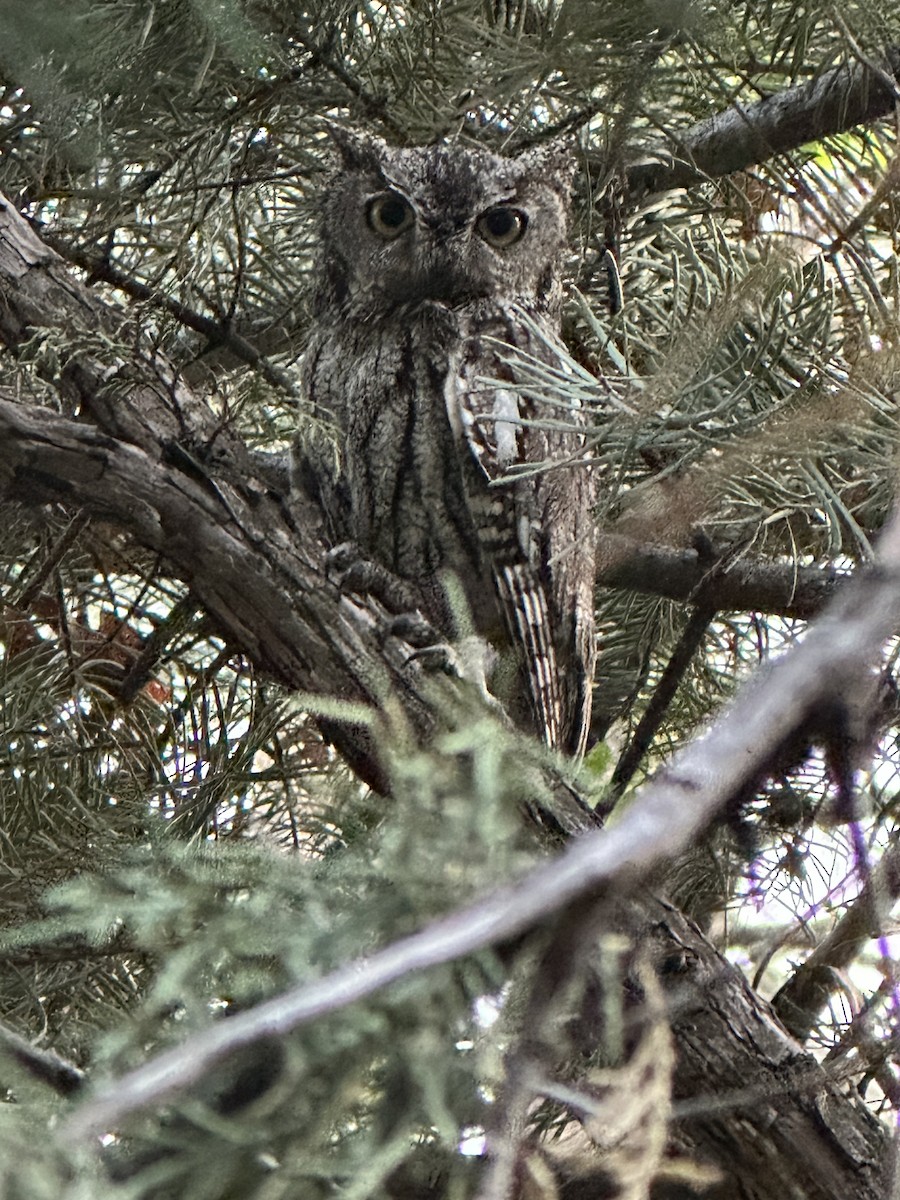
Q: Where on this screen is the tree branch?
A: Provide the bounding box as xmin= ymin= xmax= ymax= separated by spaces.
xmin=41 ymin=233 xmax=299 ymax=396
xmin=608 ymin=601 xmax=717 ymax=797
xmin=596 ymin=532 xmax=845 ymax=619
xmin=772 ymin=841 xmax=900 ymax=1042
xmin=0 ymin=1020 xmax=85 ymax=1097
xmin=625 ymin=48 xmax=900 ymax=195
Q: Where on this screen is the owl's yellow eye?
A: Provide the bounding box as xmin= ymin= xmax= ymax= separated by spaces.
xmin=366 ymin=192 xmax=415 ymax=239
xmin=477 ymin=206 xmax=527 ymax=247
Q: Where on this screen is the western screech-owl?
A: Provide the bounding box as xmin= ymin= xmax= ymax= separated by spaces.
xmin=298 ymin=131 xmax=595 ymax=755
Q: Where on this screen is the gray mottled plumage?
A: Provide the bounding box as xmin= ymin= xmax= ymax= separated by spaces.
xmin=297 ymin=131 xmax=595 ymax=755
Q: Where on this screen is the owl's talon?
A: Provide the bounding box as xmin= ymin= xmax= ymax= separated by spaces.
xmin=406 ymin=642 xmax=457 ymax=674
xmin=326 ymin=544 xmax=420 ymax=613
xmin=327 ymin=547 xmax=377 ymax=593
xmin=407 ymin=634 xmax=497 ymax=701
xmin=325 ymin=541 xmax=360 ymax=582
xmin=379 ymin=613 xmax=458 ymax=672
xmin=384 ymin=611 xmax=441 ymax=650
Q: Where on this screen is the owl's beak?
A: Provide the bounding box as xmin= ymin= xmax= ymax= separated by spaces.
xmin=412 ymin=235 xmax=486 ymax=303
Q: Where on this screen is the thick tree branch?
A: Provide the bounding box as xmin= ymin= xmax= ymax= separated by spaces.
xmin=626 ymin=48 xmax=900 ymax=195
xmin=596 ymin=532 xmax=845 ymax=619
xmin=0 ymin=390 xmax=431 ymax=794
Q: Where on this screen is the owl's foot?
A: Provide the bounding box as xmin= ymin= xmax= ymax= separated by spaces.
xmin=381 ymin=612 xmax=486 ymax=685
xmin=384 ymin=611 xmax=443 ymax=651
xmin=404 ymin=632 xmax=498 ymax=705
xmin=326 ymin=542 xmax=420 ymax=614
xmin=326 ymin=544 xmax=445 ymax=657
xmin=325 ymin=546 xmax=490 ymax=684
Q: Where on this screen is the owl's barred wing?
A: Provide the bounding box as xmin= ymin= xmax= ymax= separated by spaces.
xmin=495 ymin=561 xmax=566 ymax=751
xmin=453 ymin=308 xmax=595 ymax=756
xmin=459 ymin=387 xmax=573 ymax=754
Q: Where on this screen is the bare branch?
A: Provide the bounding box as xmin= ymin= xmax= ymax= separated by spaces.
xmin=608 ymin=601 xmax=716 ymax=797
xmin=773 ymin=841 xmax=900 ymax=1042
xmin=596 ymin=532 xmax=845 ymax=619
xmin=42 ymin=233 xmax=299 ymax=396
xmin=625 ymin=48 xmax=900 ymax=195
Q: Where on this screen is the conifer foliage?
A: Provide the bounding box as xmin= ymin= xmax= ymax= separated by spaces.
xmin=0 ymin=3 xmax=900 ymax=1197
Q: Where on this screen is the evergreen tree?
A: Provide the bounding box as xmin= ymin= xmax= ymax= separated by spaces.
xmin=0 ymin=2 xmax=898 ymax=1196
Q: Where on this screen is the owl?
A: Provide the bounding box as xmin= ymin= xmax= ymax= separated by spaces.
xmin=297 ymin=130 xmax=596 ymax=756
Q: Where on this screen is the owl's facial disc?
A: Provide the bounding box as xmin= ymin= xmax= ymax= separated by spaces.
xmin=362 ymin=189 xmax=532 ymax=303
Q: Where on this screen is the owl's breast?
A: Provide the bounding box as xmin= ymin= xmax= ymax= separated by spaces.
xmin=303 ymin=311 xmax=497 ymax=626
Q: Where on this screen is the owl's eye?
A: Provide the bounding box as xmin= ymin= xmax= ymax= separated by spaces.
xmin=476 ymin=206 xmax=527 ymax=247
xmin=366 ymin=192 xmax=415 ymax=239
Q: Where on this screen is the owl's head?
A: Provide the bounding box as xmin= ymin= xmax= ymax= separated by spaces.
xmin=316 ymin=131 xmax=574 ymax=315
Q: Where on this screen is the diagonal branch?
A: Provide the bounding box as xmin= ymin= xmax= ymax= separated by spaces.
xmin=625 ymin=47 xmax=900 ymax=195
xmin=772 ymin=841 xmax=900 ymax=1043
xmin=41 ymin=232 xmax=299 ymax=396
xmin=608 ymin=600 xmax=717 ymax=797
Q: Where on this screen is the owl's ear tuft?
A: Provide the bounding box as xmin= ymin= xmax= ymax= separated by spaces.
xmin=513 ymin=138 xmax=576 ymax=195
xmin=324 ymin=125 xmax=390 ymax=172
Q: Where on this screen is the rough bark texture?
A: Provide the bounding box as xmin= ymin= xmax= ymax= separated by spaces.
xmin=595 ymin=532 xmax=844 ymax=620
xmin=649 ymin=901 xmax=887 ymax=1200
xmin=0 ymin=196 xmax=893 ymax=1195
